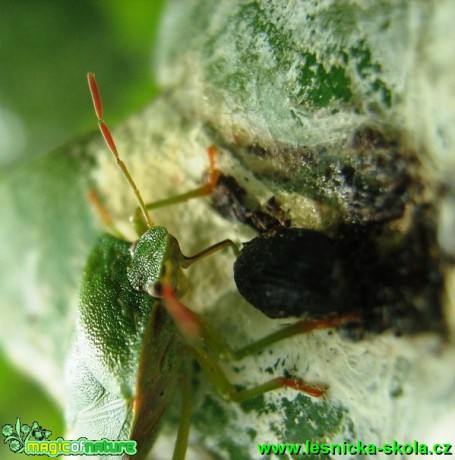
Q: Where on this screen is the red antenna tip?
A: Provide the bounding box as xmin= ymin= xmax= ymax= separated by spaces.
xmin=87 ymin=72 xmax=103 ymax=120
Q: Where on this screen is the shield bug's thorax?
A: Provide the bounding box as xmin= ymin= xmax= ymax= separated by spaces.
xmin=128 ymin=227 xmax=188 ymax=299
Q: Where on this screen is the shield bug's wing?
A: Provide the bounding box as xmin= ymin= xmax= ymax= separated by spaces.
xmin=128 ymin=304 xmax=182 ymax=460
xmin=234 ymin=227 xmax=349 ymax=318
xmin=65 ymin=345 xmax=131 ymax=442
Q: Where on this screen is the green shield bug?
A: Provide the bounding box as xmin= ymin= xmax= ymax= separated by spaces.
xmin=65 ymin=73 xmax=356 ymax=460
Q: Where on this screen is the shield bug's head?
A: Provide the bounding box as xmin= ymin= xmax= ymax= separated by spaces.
xmin=234 ymin=227 xmax=349 ymax=319
xmin=127 ymin=227 xmax=188 ymax=298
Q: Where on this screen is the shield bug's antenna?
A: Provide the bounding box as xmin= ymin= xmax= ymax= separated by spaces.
xmin=87 ymin=72 xmax=154 ymax=228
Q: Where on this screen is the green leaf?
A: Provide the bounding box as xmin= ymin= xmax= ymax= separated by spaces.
xmin=0 ymin=136 xmax=99 ymax=403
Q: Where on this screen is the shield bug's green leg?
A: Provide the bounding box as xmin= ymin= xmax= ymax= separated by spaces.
xmin=198 ymin=311 xmax=359 ymax=362
xmin=131 ymin=145 xmax=221 ymax=232
xmin=128 ymin=145 xmax=235 ymax=238
xmin=172 ymin=374 xmax=192 ymax=460
xmin=181 ymin=237 xmax=239 ymax=267
xmin=161 ymin=283 xmax=359 ymax=401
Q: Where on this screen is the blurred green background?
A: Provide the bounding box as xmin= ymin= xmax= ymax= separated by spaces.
xmin=0 ymin=1 xmax=165 ymax=457
xmin=0 ymin=0 xmax=165 ymax=171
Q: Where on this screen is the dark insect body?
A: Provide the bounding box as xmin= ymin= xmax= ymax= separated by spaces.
xmin=232 ymin=219 xmax=443 ymax=339
xmin=65 ymin=73 xmax=355 ymax=460
xmin=234 ymin=227 xmax=349 ymax=319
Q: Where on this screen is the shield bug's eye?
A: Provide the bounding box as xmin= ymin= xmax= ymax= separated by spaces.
xmin=150 ymin=281 xmax=163 ymax=298
xmin=127 ymin=227 xmax=168 ymax=293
